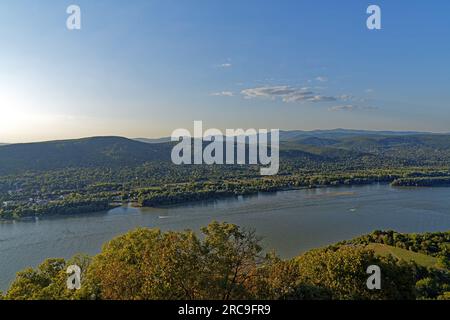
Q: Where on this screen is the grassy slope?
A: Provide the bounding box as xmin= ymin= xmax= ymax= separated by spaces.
xmin=367 ymin=243 xmax=439 ymax=269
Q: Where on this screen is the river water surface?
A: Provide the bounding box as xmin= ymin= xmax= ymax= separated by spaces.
xmin=1 ymin=184 xmax=450 ymax=291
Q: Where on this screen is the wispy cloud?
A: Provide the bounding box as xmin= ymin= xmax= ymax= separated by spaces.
xmin=214 ymin=58 xmax=233 ymax=69
xmin=241 ymin=86 xmax=300 ymax=99
xmin=241 ymin=85 xmax=337 ymax=103
xmin=328 ymin=105 xmax=378 ymax=112
xmin=339 ymin=94 xmax=354 ymax=101
xmin=210 ymin=91 xmax=234 ymax=97
xmin=315 ymin=76 xmax=328 ymax=82
xmin=305 ymin=95 xmax=336 ymax=102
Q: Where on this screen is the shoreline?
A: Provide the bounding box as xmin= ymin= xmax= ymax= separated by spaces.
xmin=1 ymin=182 xmax=384 ymax=222
xmin=2 ymin=178 xmax=449 ymax=223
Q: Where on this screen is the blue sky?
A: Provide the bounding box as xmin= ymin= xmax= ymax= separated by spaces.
xmin=1 ymin=0 xmax=449 ymax=142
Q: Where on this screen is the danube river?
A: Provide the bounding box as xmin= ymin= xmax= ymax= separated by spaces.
xmin=1 ymin=184 xmax=450 ymax=291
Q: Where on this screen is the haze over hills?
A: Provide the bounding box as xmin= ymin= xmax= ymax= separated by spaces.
xmin=134 ymin=137 xmax=173 ymax=144
xmin=279 ymin=128 xmax=430 ymax=140
xmin=133 ymin=129 xmax=432 ymax=144
xmin=0 ymin=129 xmax=450 ymax=175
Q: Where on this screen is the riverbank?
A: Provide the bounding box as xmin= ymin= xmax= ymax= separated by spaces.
xmin=3 ymin=168 xmax=450 ymax=221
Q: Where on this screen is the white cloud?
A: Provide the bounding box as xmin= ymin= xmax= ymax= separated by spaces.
xmin=307 ymin=95 xmax=336 ymax=102
xmin=241 ymin=85 xmax=337 ymax=103
xmin=282 ymin=92 xmax=315 ymax=103
xmin=241 ymin=86 xmax=298 ymax=99
xmin=339 ymin=94 xmax=355 ymax=101
xmin=210 ymin=91 xmax=234 ymax=97
xmin=328 ymin=105 xmax=378 ymax=112
xmin=315 ymin=76 xmax=328 ymax=82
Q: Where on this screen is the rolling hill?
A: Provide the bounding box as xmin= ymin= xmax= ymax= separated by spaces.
xmin=1 ymin=130 xmax=450 ymax=176
xmin=278 ymin=128 xmax=427 ymax=141
xmin=0 ymin=136 xmax=172 ymax=175
xmin=134 ymin=137 xmax=172 ymax=144
xmin=367 ymin=243 xmax=440 ymax=269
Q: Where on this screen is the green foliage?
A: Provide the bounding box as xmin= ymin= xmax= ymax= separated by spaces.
xmin=82 ymin=222 xmax=265 ymax=300
xmin=0 ymin=136 xmax=171 ymax=175
xmin=367 ymin=243 xmax=440 ymax=269
xmin=415 ymin=269 xmax=450 ymax=300
xmin=340 ymin=231 xmax=450 ymax=299
xmin=293 ymin=246 xmax=417 ymax=300
xmin=345 ymin=230 xmax=450 ymax=257
xmin=5 ymin=255 xmax=91 ymax=300
xmin=82 ymin=228 xmax=204 ymax=300
xmin=6 ymin=224 xmax=447 ymax=301
xmin=392 ymin=176 xmax=450 ymax=187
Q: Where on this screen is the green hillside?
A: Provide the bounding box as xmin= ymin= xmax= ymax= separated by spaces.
xmin=1 ymin=132 xmax=450 ymax=176
xmin=367 ymin=243 xmax=439 ymax=269
xmin=0 ymin=136 xmax=172 ymax=175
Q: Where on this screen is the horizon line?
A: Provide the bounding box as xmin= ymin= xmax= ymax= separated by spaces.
xmin=2 ymin=127 xmax=450 ymax=145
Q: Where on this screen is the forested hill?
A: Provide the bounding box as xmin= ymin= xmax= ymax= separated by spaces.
xmin=0 ymin=136 xmax=172 ymax=175
xmin=278 ymin=128 xmax=426 ymax=140
xmin=281 ymin=134 xmax=450 ymax=163
xmin=1 ymin=132 xmax=450 ymax=175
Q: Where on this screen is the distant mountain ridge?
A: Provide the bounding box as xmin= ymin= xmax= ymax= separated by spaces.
xmin=134 ymin=137 xmax=172 ymax=144
xmin=0 ymin=130 xmax=449 ymax=175
xmin=279 ymin=128 xmax=429 ymax=141
xmin=134 ymin=129 xmax=432 ymax=144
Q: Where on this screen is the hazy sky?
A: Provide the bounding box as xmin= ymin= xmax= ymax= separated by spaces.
xmin=1 ymin=0 xmax=449 ymax=142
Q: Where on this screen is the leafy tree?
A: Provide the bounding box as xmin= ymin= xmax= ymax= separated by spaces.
xmin=293 ymin=246 xmax=417 ymax=300
xmin=199 ymin=222 xmax=263 ymax=299
xmin=82 ymin=228 xmax=203 ymax=300
xmin=5 ymin=255 xmax=91 ymax=300
xmin=82 ymin=222 xmax=266 ymax=300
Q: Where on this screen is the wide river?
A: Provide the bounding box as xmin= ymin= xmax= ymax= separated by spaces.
xmin=1 ymin=184 xmax=450 ymax=291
